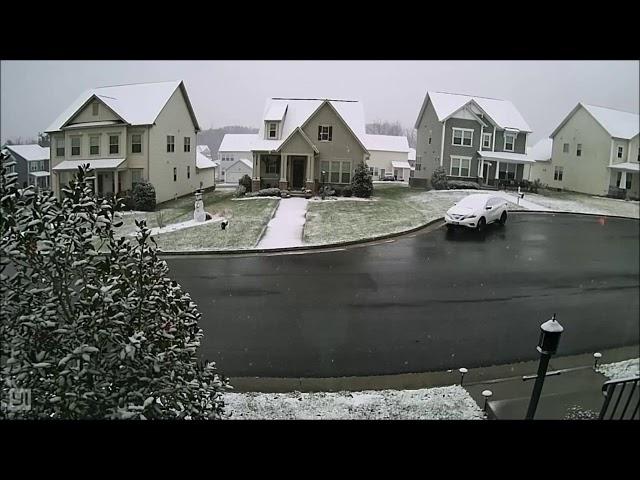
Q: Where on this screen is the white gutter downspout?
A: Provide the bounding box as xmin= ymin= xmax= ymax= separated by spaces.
xmin=609 ymin=138 xmax=615 ymax=166
xmin=440 ymin=119 xmax=446 ymax=166
xmin=492 ymin=126 xmax=496 ymax=152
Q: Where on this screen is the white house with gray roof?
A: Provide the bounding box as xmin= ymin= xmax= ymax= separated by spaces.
xmin=546 ymin=103 xmax=639 ymax=199
xmin=217 ymin=134 xmax=255 ymax=182
xmin=229 ymin=97 xmax=409 ymax=192
xmin=412 ymin=91 xmax=533 ymax=188
xmin=45 ymin=80 xmax=209 ymax=204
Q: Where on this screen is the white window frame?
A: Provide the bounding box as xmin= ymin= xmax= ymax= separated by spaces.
xmin=504 ymin=133 xmax=516 ymax=152
xmin=341 ymin=161 xmax=352 ymax=184
xmin=184 ymin=136 xmax=191 ymax=152
xmin=131 ymin=134 xmax=142 ymax=154
xmin=109 ymin=135 xmax=120 ymax=155
xmin=167 ymin=135 xmax=175 ymax=153
xmin=617 ymin=146 xmax=624 ymax=159
xmin=268 ymin=122 xmax=278 ymax=139
xmin=554 ymin=166 xmax=564 ymax=181
xmin=450 ymin=156 xmax=471 ymax=177
xmin=56 ymin=137 xmax=65 ymax=157
xmin=452 ymin=128 xmax=474 ymax=147
xmin=71 ymin=136 xmax=81 ymax=156
xmin=482 ymin=132 xmax=492 ymax=149
xmin=89 ymin=135 xmax=100 ymax=156
xmin=319 ymin=125 xmax=332 ymax=142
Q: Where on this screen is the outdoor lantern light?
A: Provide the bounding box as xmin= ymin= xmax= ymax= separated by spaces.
xmin=459 ymin=367 xmax=468 ymax=385
xmin=481 ymin=390 xmax=493 ymax=413
xmin=593 ymin=352 xmax=602 ymax=369
xmin=526 ymin=314 xmax=564 ymax=419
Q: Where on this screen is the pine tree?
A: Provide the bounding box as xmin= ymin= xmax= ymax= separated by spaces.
xmin=351 ymin=161 xmax=373 ymax=198
xmin=0 ymin=153 xmax=230 ymax=419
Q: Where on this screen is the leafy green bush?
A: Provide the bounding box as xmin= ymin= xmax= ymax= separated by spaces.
xmin=342 ymin=186 xmax=353 ymax=197
xmin=238 ymin=174 xmax=252 ymax=193
xmin=132 ymin=182 xmax=156 ymax=212
xmin=351 ymin=162 xmax=373 ymax=198
xmin=246 ymin=188 xmax=281 ymax=197
xmin=431 ymin=167 xmax=449 ymax=190
xmin=448 ymin=180 xmax=479 ymax=190
xmin=0 ymin=156 xmax=229 ymax=419
xmin=333 ymin=186 xmax=343 ymax=197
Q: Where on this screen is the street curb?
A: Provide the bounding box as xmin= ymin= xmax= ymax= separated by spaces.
xmin=158 ymin=216 xmax=446 ymax=256
xmin=157 ymin=210 xmax=638 ymax=256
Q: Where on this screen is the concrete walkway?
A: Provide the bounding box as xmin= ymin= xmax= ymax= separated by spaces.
xmin=493 ymin=190 xmax=552 ymax=211
xmin=257 ymin=197 xmax=309 ymax=249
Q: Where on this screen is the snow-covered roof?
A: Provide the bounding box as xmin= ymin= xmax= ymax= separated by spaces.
xmin=65 ymin=121 xmax=122 ymax=129
xmin=415 ymin=91 xmax=532 ymax=132
xmin=239 ymin=158 xmax=253 ymax=168
xmin=218 ymin=134 xmax=258 ymax=153
xmin=52 ymin=158 xmax=126 ymax=171
xmin=550 ymin=103 xmax=639 ymax=140
xmin=196 ymin=146 xmax=217 ymax=170
xmin=477 ymin=150 xmax=534 ymax=163
xmin=608 ymin=162 xmax=640 ymax=172
xmin=5 ymin=144 xmax=49 ymax=161
xmin=29 ymin=171 xmax=50 ymax=177
xmin=228 ymin=158 xmax=253 ymax=170
xmin=45 ymin=80 xmax=200 ymax=133
xmin=253 ymin=98 xmax=368 ymax=153
xmin=529 ymin=138 xmax=553 ymax=162
xmin=408 ymin=148 xmax=416 ymax=161
xmin=264 ymin=102 xmax=288 ymax=121
xmin=391 ymin=161 xmax=412 ymax=169
xmin=364 ymin=134 xmax=409 ymax=153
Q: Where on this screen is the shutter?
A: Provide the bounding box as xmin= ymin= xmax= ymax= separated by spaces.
xmin=328 ymin=126 xmax=332 ymax=141
xmin=318 ymin=126 xmax=322 ymax=141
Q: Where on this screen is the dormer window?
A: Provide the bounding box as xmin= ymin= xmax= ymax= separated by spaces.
xmin=268 ymin=122 xmax=278 ymax=139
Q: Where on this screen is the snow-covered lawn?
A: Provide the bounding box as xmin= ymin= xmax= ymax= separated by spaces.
xmin=523 ymin=190 xmax=639 ymax=218
xmin=597 ymin=358 xmax=640 ymax=380
xmin=224 ymin=385 xmax=485 ymax=420
xmin=114 ymin=190 xmax=279 ymax=251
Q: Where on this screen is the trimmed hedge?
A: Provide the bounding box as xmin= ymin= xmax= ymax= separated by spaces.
xmin=132 ymin=182 xmax=156 ymax=211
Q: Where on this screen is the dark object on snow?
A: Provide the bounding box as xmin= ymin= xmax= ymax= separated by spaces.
xmin=221 ymin=220 xmax=229 ymax=230
xmin=205 ymin=212 xmax=212 ymax=221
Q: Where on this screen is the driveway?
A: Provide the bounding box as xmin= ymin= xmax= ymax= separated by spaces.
xmin=165 ymin=212 xmax=639 ymax=378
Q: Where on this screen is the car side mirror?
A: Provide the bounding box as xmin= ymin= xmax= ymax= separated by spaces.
xmin=486 ymin=206 xmax=492 ymax=210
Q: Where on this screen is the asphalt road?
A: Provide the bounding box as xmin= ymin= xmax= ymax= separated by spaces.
xmin=165 ymin=213 xmax=640 ymax=378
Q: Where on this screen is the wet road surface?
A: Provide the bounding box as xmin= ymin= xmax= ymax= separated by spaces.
xmin=165 ymin=213 xmax=640 ymax=378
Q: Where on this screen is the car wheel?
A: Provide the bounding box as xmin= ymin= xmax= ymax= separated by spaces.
xmin=499 ymin=211 xmax=507 ymax=225
xmin=477 ymin=217 xmax=486 ymax=232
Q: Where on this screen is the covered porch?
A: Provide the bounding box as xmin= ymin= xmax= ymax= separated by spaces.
xmin=28 ymin=171 xmax=50 ymax=190
xmin=476 ymin=151 xmax=535 ymax=187
xmin=251 ymin=152 xmax=316 ymax=192
xmin=608 ymin=162 xmax=640 ymax=199
xmin=52 ymin=158 xmax=128 ymax=198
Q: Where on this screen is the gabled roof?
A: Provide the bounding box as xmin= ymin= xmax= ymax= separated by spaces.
xmin=218 ymin=134 xmax=258 ymax=153
xmin=227 ymin=158 xmax=253 ymax=170
xmin=5 ymin=144 xmax=49 ymax=161
xmin=276 ymin=127 xmax=319 ymax=153
xmin=550 ymin=103 xmax=639 ymax=140
xmin=363 ymin=134 xmax=409 ymax=153
xmin=196 ymin=145 xmax=217 ymax=170
xmin=529 ymin=138 xmax=553 ymax=161
xmin=252 ymin=98 xmax=369 ymax=153
xmin=46 ymin=80 xmax=200 ymax=133
xmin=415 ymin=91 xmax=532 ymax=132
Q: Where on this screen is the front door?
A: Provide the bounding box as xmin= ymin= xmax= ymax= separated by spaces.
xmin=292 ymin=158 xmax=305 ymax=189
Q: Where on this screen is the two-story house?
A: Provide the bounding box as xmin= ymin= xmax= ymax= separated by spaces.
xmin=45 ymin=80 xmax=208 ymax=204
xmin=3 ymin=144 xmax=50 ymax=190
xmin=217 ymin=134 xmax=255 ymax=182
xmin=412 ymin=91 xmax=533 ymax=188
xmin=546 ymin=103 xmax=639 ymax=199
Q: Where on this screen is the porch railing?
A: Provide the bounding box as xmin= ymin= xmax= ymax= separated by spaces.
xmin=598 ymin=375 xmax=639 ymax=420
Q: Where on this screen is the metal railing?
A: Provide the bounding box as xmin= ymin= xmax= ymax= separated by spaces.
xmin=598 ymin=375 xmax=639 ymax=420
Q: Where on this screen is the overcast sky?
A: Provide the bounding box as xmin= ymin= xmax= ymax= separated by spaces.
xmin=1 ymin=60 xmax=638 ymax=145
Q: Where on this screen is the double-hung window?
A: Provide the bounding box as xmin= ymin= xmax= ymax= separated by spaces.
xmin=416 ymin=155 xmax=422 ymax=171
xmin=450 ymin=156 xmax=471 ymax=177
xmin=184 ymin=137 xmax=191 ymax=152
xmin=268 ymin=123 xmax=278 ymax=139
xmin=56 ymin=138 xmax=65 ymax=157
xmin=341 ymin=162 xmax=352 ymax=183
xmin=482 ymin=133 xmax=492 ymax=149
xmin=617 ymin=146 xmax=624 ymax=159
xmin=109 ymin=135 xmax=119 ymax=154
xmin=90 ymin=135 xmax=100 ymax=155
xmin=167 ymin=135 xmax=175 ymax=153
xmin=504 ymin=133 xmax=516 ymax=152
xmin=554 ymin=166 xmax=563 ymax=181
xmin=563 ymin=143 xmax=569 ymax=153
xmin=318 ymin=125 xmax=333 ymax=142
xmin=131 ymin=134 xmax=142 ymax=153
xmin=452 ymin=128 xmax=473 ymax=147
xmin=71 ymin=137 xmax=81 ymax=156
xmin=173 ymin=167 xmax=177 ymax=182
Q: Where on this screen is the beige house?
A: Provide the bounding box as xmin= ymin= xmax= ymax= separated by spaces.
xmin=195 ymin=145 xmax=218 ymax=190
xmin=545 ymin=103 xmax=639 ymax=199
xmin=46 ymin=80 xmax=207 ymax=204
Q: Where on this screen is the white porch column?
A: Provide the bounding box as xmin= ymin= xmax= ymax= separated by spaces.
xmin=307 ymin=155 xmax=314 ymax=182
xmin=280 ymin=154 xmax=286 ymax=181
xmin=93 ymin=174 xmax=98 ymax=195
xmin=114 ymin=170 xmax=119 ymax=195
xmin=620 ymin=171 xmax=627 ymax=189
xmin=495 ymin=161 xmax=500 ymax=180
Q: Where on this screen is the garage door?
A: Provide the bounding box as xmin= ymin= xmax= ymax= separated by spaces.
xmin=224 ymin=169 xmax=243 ymax=184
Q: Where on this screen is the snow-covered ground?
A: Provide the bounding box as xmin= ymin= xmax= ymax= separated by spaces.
xmin=522 ymin=191 xmax=639 ymax=218
xmin=597 ymin=358 xmax=640 ymax=380
xmin=129 ymin=215 xmax=224 ymax=236
xmin=309 ymin=196 xmax=377 ymax=202
xmin=232 ymin=196 xmax=282 ymax=201
xmin=223 ymin=385 xmax=485 ymax=420
xmin=257 ymin=197 xmax=309 ymax=249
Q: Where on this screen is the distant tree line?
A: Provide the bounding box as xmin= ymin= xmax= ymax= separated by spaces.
xmin=3 ymin=132 xmax=50 ymax=147
xmin=365 ymin=121 xmax=416 ymax=148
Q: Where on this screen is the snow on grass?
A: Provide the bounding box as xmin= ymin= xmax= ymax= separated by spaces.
xmin=523 ymin=190 xmax=639 ymax=218
xmin=223 ymin=385 xmax=485 ymax=420
xmin=597 ymin=358 xmax=640 ymax=380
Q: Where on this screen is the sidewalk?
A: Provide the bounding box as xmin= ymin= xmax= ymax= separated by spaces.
xmin=493 ymin=190 xmax=552 ymax=211
xmin=256 ymin=197 xmax=309 ymax=249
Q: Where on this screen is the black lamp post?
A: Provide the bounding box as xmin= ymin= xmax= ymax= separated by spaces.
xmin=525 ymin=314 xmax=564 ymax=419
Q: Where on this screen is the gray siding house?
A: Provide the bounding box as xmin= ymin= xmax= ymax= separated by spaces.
xmin=3 ymin=144 xmax=50 ymax=190
xmin=411 ymin=91 xmax=533 ymax=188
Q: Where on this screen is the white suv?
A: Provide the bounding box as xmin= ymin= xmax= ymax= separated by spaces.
xmin=444 ymin=194 xmax=508 ymax=231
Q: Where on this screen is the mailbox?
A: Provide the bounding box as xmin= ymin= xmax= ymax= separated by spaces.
xmin=536 ymin=314 xmax=564 ymax=355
